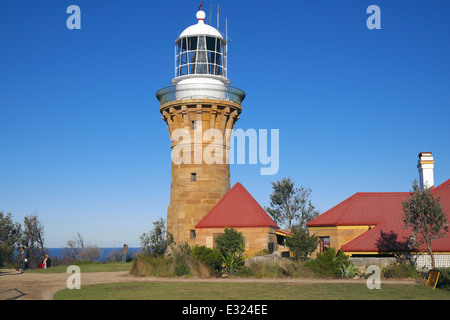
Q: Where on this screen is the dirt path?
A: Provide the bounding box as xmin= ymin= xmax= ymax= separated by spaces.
xmin=0 ymin=269 xmax=420 ymax=300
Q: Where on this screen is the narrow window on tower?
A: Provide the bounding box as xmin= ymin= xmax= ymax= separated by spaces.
xmin=190 ymin=230 xmax=196 ymax=239
xmin=191 ymin=173 xmax=197 ymax=182
xmin=192 ymin=120 xmax=197 ymax=130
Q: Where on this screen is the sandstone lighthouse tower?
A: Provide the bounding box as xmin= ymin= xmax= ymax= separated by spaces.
xmin=156 ymin=7 xmax=245 ymax=245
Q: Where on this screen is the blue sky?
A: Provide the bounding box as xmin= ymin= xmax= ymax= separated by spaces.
xmin=1 ymin=0 xmax=449 ymax=247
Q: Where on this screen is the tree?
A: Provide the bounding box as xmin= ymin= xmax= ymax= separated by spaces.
xmin=402 ymin=180 xmax=448 ymax=269
xmin=265 ymin=177 xmax=319 ymax=229
xmin=285 ymin=227 xmax=319 ymax=261
xmin=23 ymin=214 xmax=47 ymax=267
xmin=140 ymin=217 xmax=174 ymax=255
xmin=0 ymin=212 xmax=23 ymax=267
xmin=215 ymin=227 xmax=246 ymax=274
xmin=62 ymin=232 xmax=102 ymax=262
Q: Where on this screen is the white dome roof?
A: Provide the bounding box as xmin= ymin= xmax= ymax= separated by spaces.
xmin=178 ymin=10 xmax=224 ymax=40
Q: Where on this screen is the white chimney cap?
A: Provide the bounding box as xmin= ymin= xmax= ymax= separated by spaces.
xmin=417 ymin=152 xmax=435 ymax=189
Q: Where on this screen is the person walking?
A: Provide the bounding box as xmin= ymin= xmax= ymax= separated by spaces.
xmin=21 ymin=245 xmax=28 ymax=272
xmin=17 ymin=247 xmax=24 ymax=271
xmin=121 ymin=244 xmax=128 ymax=263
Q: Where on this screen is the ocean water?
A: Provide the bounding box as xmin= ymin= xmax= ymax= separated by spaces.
xmin=47 ymin=247 xmax=140 ymax=261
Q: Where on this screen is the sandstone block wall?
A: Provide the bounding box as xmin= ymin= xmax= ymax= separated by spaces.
xmin=160 ymin=99 xmax=242 ymax=246
xmin=196 ymin=226 xmax=278 ymax=256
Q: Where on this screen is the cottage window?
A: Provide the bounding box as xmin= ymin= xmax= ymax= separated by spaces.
xmin=320 ymin=236 xmax=330 ymax=253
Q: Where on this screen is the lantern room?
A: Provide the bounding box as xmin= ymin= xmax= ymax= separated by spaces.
xmin=172 ymin=10 xmax=229 ymax=86
xmin=157 ymin=7 xmax=245 ymax=104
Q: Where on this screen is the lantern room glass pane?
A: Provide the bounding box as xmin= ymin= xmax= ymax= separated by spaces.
xmin=206 ymin=37 xmax=216 ymax=51
xmin=194 ymin=36 xmax=208 ymax=74
xmin=175 ymin=35 xmax=226 ymax=77
xmin=188 ymin=37 xmax=197 ymax=51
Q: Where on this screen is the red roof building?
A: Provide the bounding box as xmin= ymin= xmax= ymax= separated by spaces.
xmin=195 ymin=183 xmax=288 ymax=256
xmin=307 ymin=179 xmax=450 ymax=256
xmin=195 ymin=182 xmax=279 ymax=229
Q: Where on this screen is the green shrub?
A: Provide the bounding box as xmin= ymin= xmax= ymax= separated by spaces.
xmin=339 ymin=262 xmax=360 ymax=278
xmin=289 ymin=260 xmax=315 ymax=278
xmin=130 ymin=243 xmax=210 ymax=278
xmin=174 ymin=258 xmax=190 ymax=276
xmin=191 ymin=245 xmax=222 ymax=273
xmin=234 ymin=266 xmax=254 ymax=277
xmin=215 ymin=227 xmax=246 ymax=274
xmin=435 ymin=268 xmax=450 ymax=290
xmin=237 ymin=261 xmax=283 ymax=278
xmin=304 ymin=248 xmax=349 ymax=278
xmin=382 ymin=262 xmax=420 ymax=279
xmin=236 ymin=259 xmax=315 ymax=278
xmin=215 ymin=227 xmax=245 ymax=256
xmin=130 ymin=254 xmax=172 ymax=277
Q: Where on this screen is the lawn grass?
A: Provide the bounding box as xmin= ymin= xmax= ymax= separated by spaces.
xmin=27 ymin=261 xmax=133 ymax=273
xmin=53 ymin=282 xmax=450 ymax=300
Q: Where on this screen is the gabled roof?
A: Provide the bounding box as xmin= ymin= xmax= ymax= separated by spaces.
xmin=306 ymin=192 xmax=409 ymax=227
xmin=195 ymin=182 xmax=279 ymax=229
xmin=307 ymin=179 xmax=450 ymax=253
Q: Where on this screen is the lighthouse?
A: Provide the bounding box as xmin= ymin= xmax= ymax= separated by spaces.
xmin=156 ymin=6 xmax=245 ymax=245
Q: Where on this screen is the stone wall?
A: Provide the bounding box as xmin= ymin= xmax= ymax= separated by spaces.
xmin=308 ymin=226 xmax=371 ymax=257
xmin=160 ymin=98 xmax=242 ymax=246
xmin=349 ymin=257 xmax=396 ymax=272
xmin=196 ymin=226 xmax=278 ymax=256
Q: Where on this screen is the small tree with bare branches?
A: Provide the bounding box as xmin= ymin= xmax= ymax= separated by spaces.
xmin=62 ymin=232 xmax=102 ymax=262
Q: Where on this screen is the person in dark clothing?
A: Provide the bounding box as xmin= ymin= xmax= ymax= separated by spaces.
xmin=21 ymin=245 xmax=28 ymax=272
xmin=17 ymin=247 xmax=24 ymax=271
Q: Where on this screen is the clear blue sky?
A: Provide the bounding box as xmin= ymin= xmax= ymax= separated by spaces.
xmin=1 ymin=0 xmax=449 ymax=247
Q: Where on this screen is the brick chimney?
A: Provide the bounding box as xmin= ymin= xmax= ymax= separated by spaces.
xmin=417 ymin=152 xmax=435 ymax=189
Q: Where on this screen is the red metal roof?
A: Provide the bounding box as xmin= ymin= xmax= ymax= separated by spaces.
xmin=195 ymin=182 xmax=279 ymax=229
xmin=306 ymin=180 xmax=450 ymax=253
